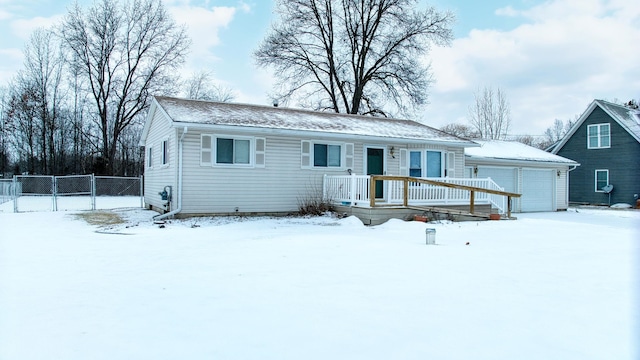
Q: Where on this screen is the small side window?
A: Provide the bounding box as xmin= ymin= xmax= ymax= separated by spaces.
xmin=147 ymin=146 xmax=153 ymax=168
xmin=161 ymin=140 xmax=169 ymax=165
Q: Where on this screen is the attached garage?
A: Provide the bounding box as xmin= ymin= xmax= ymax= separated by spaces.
xmin=521 ymin=168 xmax=555 ymax=212
xmin=464 ymin=141 xmax=579 ymax=213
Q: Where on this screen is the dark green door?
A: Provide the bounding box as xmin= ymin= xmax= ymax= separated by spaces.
xmin=367 ymin=148 xmax=384 ymax=198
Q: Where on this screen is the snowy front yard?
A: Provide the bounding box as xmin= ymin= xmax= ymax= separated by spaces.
xmin=0 ymin=207 xmax=638 ymax=359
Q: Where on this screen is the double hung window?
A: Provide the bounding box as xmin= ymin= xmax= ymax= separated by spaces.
xmin=587 ymin=124 xmax=610 ymax=149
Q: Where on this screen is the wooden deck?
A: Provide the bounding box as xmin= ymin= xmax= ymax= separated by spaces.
xmin=334 ymin=203 xmax=497 ymax=225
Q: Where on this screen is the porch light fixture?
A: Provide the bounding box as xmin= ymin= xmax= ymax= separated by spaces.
xmin=557 ymin=170 xmax=561 ymax=176
xmin=389 ymin=146 xmax=395 ymax=158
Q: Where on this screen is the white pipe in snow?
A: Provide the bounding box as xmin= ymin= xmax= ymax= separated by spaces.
xmin=154 ymin=126 xmax=187 ymax=221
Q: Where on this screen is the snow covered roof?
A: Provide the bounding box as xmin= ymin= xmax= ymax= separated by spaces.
xmin=466 ymin=140 xmax=579 ymax=165
xmin=551 ymin=99 xmax=640 ymax=153
xmin=149 ymin=96 xmax=476 ymax=146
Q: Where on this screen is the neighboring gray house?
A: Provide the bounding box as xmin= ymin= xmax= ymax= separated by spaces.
xmin=139 ymin=96 xmax=478 ymax=218
xmin=551 ymin=99 xmax=640 ymax=206
xmin=464 ymin=140 xmax=579 ymax=212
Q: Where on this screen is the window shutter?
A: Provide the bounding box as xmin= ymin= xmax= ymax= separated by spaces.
xmin=446 ymin=152 xmax=456 ymax=177
xmin=399 ymin=149 xmax=408 ymax=176
xmin=345 ymin=143 xmax=354 ymax=169
xmin=201 ymin=135 xmax=212 ymax=166
xmin=301 ymin=140 xmax=311 ymax=168
xmin=255 ymin=137 xmax=266 ymax=168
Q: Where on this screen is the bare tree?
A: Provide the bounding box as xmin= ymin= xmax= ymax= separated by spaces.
xmin=60 ymin=0 xmax=190 ymax=175
xmin=0 ymin=86 xmax=10 ymax=176
xmin=17 ymin=28 xmax=66 ymax=174
xmin=183 ymin=71 xmax=236 ymax=102
xmin=468 ymin=86 xmax=511 ymax=140
xmin=440 ymin=123 xmax=478 ymax=139
xmin=254 ymin=0 xmax=454 ymax=116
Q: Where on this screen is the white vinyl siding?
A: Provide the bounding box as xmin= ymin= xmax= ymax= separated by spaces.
xmin=587 ymin=123 xmax=610 ymax=149
xmin=141 ymin=106 xmax=178 ymax=211
xmin=181 ymin=134 xmax=362 ymax=215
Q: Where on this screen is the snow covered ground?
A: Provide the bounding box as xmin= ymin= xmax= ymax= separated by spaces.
xmin=0 ymin=203 xmax=638 ymax=360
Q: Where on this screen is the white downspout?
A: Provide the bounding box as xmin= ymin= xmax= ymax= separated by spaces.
xmin=154 ymin=126 xmax=187 ymax=221
xmin=566 ymin=164 xmax=578 ymax=208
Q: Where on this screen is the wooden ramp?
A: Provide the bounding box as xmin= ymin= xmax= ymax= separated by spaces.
xmin=406 ymin=205 xmax=493 ymax=221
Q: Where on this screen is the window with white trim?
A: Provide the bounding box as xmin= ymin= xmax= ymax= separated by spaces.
xmin=595 ymin=169 xmax=609 ymax=192
xmin=161 ymin=139 xmax=169 ymax=165
xmin=217 ymin=138 xmax=250 ymax=164
xmin=405 ymin=150 xmax=444 ymax=178
xmin=200 ymin=134 xmax=265 ymax=167
xmin=587 ymin=123 xmax=610 ymax=149
xmin=301 ymin=141 xmax=352 ymax=169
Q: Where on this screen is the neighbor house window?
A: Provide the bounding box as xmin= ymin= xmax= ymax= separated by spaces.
xmin=313 ymin=143 xmax=341 ymax=167
xmin=587 ymin=123 xmax=610 ymax=149
xmin=595 ymin=169 xmax=609 ymax=192
xmin=161 ymin=140 xmax=169 ymax=165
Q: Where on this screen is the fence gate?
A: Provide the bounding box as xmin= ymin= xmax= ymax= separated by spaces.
xmin=13 ymin=175 xmax=55 ymax=212
xmin=55 ymin=175 xmax=94 ymax=211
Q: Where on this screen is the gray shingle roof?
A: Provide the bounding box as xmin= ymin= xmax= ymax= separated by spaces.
xmin=153 ymin=96 xmax=475 ymax=145
xmin=595 ymin=100 xmax=640 ymax=140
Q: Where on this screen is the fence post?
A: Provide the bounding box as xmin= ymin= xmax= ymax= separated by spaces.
xmin=52 ymin=176 xmax=57 ymax=212
xmin=91 ymin=174 xmax=96 ymax=210
xmin=139 ymin=175 xmax=144 ymax=208
xmin=12 ymin=175 xmax=17 ymax=213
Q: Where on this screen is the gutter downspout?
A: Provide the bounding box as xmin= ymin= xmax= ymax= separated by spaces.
xmin=154 ymin=126 xmax=187 ymax=221
xmin=566 ymin=164 xmax=579 ymax=208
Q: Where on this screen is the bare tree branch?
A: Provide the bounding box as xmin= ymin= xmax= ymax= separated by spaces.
xmin=254 ymin=0 xmax=454 ymax=117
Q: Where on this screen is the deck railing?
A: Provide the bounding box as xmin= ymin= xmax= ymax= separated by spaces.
xmin=323 ymin=174 xmax=517 ymax=215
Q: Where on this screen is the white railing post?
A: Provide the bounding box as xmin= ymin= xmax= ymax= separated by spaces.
xmin=323 ymin=174 xmax=328 ymax=201
xmin=350 ymin=173 xmax=356 ymax=206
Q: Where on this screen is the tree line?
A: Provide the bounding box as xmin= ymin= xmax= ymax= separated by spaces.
xmin=0 ymin=0 xmax=236 ymax=178
xmin=2 ymin=0 xmax=624 ymax=178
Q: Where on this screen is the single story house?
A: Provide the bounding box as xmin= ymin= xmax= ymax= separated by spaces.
xmin=139 ymin=96 xmax=480 ymax=219
xmin=464 ymin=140 xmax=579 ymax=212
xmin=551 ymin=99 xmax=640 ymax=206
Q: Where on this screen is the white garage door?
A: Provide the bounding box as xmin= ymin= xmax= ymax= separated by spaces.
xmin=522 ymin=169 xmax=554 ymax=212
xmin=477 ymin=167 xmax=517 ymax=192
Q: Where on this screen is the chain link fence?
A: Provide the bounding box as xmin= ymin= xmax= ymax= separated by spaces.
xmin=0 ymin=175 xmax=143 ymax=213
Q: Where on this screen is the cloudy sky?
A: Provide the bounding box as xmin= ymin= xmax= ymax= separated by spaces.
xmin=0 ymin=0 xmax=638 ymax=135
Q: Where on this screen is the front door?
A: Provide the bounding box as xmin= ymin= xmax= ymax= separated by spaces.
xmin=367 ymin=147 xmax=385 ymax=199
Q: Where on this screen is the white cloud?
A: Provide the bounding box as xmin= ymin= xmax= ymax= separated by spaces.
xmin=168 ymin=4 xmax=238 ymax=76
xmin=426 ymin=0 xmax=640 ymax=135
xmin=9 ymin=14 xmax=62 ymax=40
